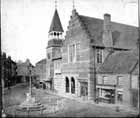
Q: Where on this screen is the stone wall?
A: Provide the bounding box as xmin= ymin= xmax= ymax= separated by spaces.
xmin=54 ymin=75 xmax=65 ymax=93
xmin=35 ymin=61 xmax=46 ymax=82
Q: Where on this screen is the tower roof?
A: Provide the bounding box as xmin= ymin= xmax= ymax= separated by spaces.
xmin=49 ymin=9 xmax=64 ymax=33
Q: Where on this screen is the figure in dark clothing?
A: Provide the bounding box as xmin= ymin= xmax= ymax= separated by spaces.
xmin=8 ymin=80 xmax=11 ymax=90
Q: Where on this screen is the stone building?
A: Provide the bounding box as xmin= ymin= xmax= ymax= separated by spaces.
xmin=17 ymin=59 xmax=35 ymax=83
xmin=45 ymin=7 xmax=139 ymax=108
xmin=35 ymin=58 xmax=46 ymax=83
xmin=1 ymin=52 xmax=17 ymax=87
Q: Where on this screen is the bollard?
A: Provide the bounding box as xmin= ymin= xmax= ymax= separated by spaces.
xmin=116 ymin=106 xmax=120 ymax=112
xmin=2 ymin=110 xmax=7 ymax=118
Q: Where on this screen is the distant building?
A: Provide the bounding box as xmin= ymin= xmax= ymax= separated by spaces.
xmin=17 ymin=59 xmax=35 ymax=83
xmin=35 ymin=58 xmax=46 ymax=83
xmin=1 ymin=52 xmax=17 ymax=87
xmin=45 ymin=6 xmax=139 ymax=109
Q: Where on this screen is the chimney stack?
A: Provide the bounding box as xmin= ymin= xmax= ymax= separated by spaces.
xmin=8 ymin=56 xmax=11 ymax=60
xmin=103 ymin=13 xmax=113 ymax=51
xmin=103 ymin=13 xmax=111 ymax=31
xmin=3 ymin=52 xmax=6 ymax=59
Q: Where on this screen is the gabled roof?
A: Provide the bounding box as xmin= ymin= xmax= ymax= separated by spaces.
xmin=49 ymin=9 xmax=64 ymax=33
xmin=79 ymin=15 xmax=138 ymax=49
xmin=36 ymin=58 xmax=46 ymax=65
xmin=17 ymin=61 xmax=34 ymax=67
xmin=98 ymin=51 xmax=138 ymax=74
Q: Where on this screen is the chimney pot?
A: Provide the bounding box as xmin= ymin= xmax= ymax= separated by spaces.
xmin=104 ymin=13 xmax=111 ymax=23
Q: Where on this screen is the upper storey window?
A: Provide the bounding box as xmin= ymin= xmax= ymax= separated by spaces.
xmin=47 ymin=53 xmax=51 ymax=60
xmin=96 ymin=49 xmax=102 ymax=64
xmin=54 ymin=60 xmax=61 ymax=74
xmin=68 ymin=43 xmax=80 ymax=63
xmin=116 ymin=76 xmax=124 ymax=86
xmin=76 ymin=43 xmax=80 ymax=61
xmin=69 ymin=44 xmax=76 ymax=62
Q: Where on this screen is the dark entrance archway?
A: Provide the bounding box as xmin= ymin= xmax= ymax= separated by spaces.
xmin=65 ymin=77 xmax=69 ymax=93
xmin=71 ymin=77 xmax=75 ymax=94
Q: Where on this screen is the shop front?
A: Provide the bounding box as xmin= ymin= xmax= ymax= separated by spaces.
xmin=96 ymin=84 xmax=116 ymax=104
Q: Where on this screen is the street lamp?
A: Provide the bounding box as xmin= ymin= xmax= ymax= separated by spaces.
xmin=28 ymin=64 xmax=32 ymax=97
xmin=1 ymin=58 xmax=7 ymax=117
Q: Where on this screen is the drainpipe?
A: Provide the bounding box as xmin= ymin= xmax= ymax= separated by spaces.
xmin=94 ymin=46 xmax=97 ymax=103
xmin=138 ymin=0 xmax=140 ymax=112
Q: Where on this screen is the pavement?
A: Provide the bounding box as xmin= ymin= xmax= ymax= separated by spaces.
xmin=3 ymin=83 xmax=28 ymax=93
xmin=3 ymin=83 xmax=139 ymax=117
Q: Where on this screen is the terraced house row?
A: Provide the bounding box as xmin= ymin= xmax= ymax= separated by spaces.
xmin=38 ymin=7 xmax=139 ymax=109
xmin=1 ymin=52 xmax=17 ymax=87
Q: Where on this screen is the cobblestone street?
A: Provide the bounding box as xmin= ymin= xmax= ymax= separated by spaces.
xmin=3 ymin=83 xmax=139 ymax=117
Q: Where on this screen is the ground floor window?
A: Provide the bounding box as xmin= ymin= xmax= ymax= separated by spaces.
xmin=117 ymin=91 xmax=123 ymax=103
xmin=80 ymin=82 xmax=88 ymax=96
xmin=66 ymin=77 xmax=69 ymax=93
xmin=131 ymin=89 xmax=138 ymax=108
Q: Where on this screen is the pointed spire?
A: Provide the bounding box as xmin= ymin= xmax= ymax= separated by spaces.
xmin=73 ymin=0 xmax=75 ymax=10
xmin=49 ymin=9 xmax=64 ymax=33
xmin=55 ymin=0 xmax=57 ymax=9
xmin=72 ymin=0 xmax=77 ymax=15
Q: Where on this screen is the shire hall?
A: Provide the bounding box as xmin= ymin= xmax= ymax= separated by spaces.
xmin=36 ymin=4 xmax=139 ymax=109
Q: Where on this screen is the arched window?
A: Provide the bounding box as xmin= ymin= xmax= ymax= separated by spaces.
xmin=65 ymin=77 xmax=69 ymax=93
xmin=71 ymin=77 xmax=75 ymax=94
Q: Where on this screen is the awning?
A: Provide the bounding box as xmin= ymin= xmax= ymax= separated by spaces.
xmin=117 ymin=91 xmax=123 ymax=94
xmin=78 ymin=79 xmax=88 ymax=83
xmin=45 ymin=80 xmax=52 ymax=82
xmin=96 ymin=84 xmax=116 ymax=90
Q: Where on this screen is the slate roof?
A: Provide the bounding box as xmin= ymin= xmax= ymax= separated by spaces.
xmin=98 ymin=51 xmax=138 ymax=74
xmin=131 ymin=61 xmax=139 ymax=75
xmin=36 ymin=58 xmax=46 ymax=65
xmin=49 ymin=9 xmax=64 ymax=33
xmin=79 ymin=15 xmax=104 ymax=46
xmin=17 ymin=61 xmax=33 ymax=67
xmin=79 ymin=15 xmax=138 ymax=50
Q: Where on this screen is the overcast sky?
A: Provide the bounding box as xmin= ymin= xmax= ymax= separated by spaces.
xmin=1 ymin=0 xmax=138 ymax=65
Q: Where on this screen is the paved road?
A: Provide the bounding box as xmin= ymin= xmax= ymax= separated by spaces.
xmin=3 ymin=84 xmax=139 ymax=117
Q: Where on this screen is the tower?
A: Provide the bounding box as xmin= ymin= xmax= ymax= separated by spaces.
xmin=46 ymin=2 xmax=64 ymax=89
xmin=48 ymin=9 xmax=64 ymax=40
